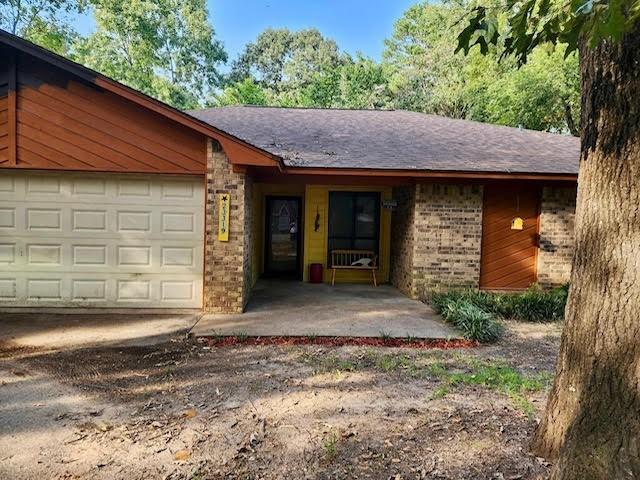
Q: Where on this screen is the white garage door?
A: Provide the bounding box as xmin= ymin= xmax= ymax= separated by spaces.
xmin=0 ymin=172 xmax=204 ymax=308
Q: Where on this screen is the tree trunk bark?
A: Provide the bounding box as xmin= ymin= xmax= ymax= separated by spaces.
xmin=531 ymin=23 xmax=640 ymax=479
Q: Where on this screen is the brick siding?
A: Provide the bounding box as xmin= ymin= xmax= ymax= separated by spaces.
xmin=537 ymin=186 xmax=577 ymax=287
xmin=203 ymin=139 xmax=253 ymax=313
xmin=390 ymin=184 xmax=483 ymax=299
xmin=390 ymin=186 xmax=415 ymax=296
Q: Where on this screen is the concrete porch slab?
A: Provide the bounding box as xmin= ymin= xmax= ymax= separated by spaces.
xmin=193 ymin=280 xmax=460 ymax=339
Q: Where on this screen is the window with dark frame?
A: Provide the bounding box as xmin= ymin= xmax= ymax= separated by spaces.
xmin=328 ymin=191 xmax=380 ymax=265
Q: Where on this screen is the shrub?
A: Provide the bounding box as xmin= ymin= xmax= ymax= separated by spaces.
xmin=501 ymin=284 xmax=568 ymax=322
xmin=431 ymin=284 xmax=568 ymax=330
xmin=433 ymin=296 xmax=504 ymax=343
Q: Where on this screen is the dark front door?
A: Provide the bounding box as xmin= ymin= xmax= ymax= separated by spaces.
xmin=265 ymin=196 xmax=302 ymax=277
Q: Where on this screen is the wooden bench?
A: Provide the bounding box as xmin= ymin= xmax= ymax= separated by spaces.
xmin=330 ymin=249 xmax=379 ymax=286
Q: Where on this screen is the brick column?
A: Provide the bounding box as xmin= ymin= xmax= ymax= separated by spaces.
xmin=390 ymin=185 xmax=416 ymax=297
xmin=203 ymin=139 xmax=253 ymax=313
xmin=390 ymin=184 xmax=484 ymax=299
xmin=537 ymin=186 xmax=577 ymax=287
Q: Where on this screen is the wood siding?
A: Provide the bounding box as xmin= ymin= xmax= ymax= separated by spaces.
xmin=0 ymin=53 xmax=206 ymax=174
xmin=480 ymin=184 xmax=540 ymax=290
xmin=0 ymin=91 xmax=7 ymax=164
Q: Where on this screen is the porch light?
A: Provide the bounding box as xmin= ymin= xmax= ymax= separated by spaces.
xmin=511 ymin=217 xmax=524 ymax=230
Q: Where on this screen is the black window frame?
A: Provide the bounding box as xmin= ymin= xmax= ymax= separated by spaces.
xmin=327 ymin=191 xmax=381 ymax=264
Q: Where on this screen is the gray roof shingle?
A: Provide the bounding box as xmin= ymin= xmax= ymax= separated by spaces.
xmin=190 ymin=106 xmax=579 ymax=175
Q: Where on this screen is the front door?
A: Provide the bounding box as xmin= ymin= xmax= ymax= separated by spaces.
xmin=265 ymin=196 xmax=301 ymax=277
xmin=480 ymin=184 xmax=540 ymax=290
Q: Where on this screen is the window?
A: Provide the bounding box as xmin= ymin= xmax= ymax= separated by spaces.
xmin=328 ymin=192 xmax=380 ymax=261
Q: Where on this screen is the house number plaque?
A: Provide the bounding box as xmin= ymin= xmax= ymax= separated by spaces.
xmin=218 ymin=193 xmax=230 ymax=242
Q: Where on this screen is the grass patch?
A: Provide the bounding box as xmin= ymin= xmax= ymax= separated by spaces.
xmin=233 ymin=331 xmax=249 ymax=342
xmin=436 ymin=359 xmax=551 ymax=415
xmin=322 ymin=431 xmax=339 ymax=461
xmin=375 ymin=354 xmax=411 ymax=372
xmin=379 ymin=330 xmax=392 ymax=342
xmin=430 ymin=385 xmax=449 ymax=400
xmin=302 ymin=350 xmax=549 ymax=414
xmin=306 ymin=354 xmax=358 ymax=374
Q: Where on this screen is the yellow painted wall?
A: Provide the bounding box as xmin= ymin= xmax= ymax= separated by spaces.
xmin=302 ymin=184 xmax=392 ymax=284
xmin=251 ymin=182 xmax=392 ymax=285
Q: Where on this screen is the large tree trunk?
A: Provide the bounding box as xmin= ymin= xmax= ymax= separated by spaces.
xmin=531 ymin=24 xmax=640 ymax=479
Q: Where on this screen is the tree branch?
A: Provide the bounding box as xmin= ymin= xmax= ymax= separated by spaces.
xmin=564 ymin=103 xmax=580 ymax=137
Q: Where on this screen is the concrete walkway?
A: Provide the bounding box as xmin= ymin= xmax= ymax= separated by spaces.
xmin=193 ymin=280 xmax=459 ymax=339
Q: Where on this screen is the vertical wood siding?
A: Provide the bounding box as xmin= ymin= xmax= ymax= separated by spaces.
xmin=480 ymin=184 xmax=541 ymax=289
xmin=0 ymin=94 xmax=7 ymax=164
xmin=2 ymin=54 xmax=206 ymax=174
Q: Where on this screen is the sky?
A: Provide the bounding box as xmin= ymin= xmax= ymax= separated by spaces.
xmin=75 ymin=0 xmax=417 ymax=63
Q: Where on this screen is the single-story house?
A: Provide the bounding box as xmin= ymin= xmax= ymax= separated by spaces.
xmin=0 ymin=30 xmax=579 ymax=313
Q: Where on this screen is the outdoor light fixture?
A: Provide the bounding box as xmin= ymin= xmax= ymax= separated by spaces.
xmin=511 ymin=216 xmax=524 ymax=230
xmin=314 ymin=206 xmax=321 ymax=232
xmin=510 ymin=194 xmax=524 ymax=230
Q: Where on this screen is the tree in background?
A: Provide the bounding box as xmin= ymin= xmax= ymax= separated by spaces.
xmin=229 ymin=28 xmax=342 ymax=99
xmin=225 ymin=27 xmax=392 ymax=109
xmin=383 ymin=1 xmax=580 ymax=133
xmin=474 ymin=46 xmax=580 ymax=134
xmin=214 ymin=77 xmax=269 ymax=107
xmin=75 ymin=0 xmax=226 ymax=109
xmin=458 ymin=0 xmax=640 ymax=477
xmin=0 ymin=0 xmax=83 ymax=54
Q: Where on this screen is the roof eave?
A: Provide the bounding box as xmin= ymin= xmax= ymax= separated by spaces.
xmin=281 ymin=166 xmax=578 ymax=182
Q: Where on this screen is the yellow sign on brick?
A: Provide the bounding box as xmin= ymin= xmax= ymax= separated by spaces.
xmin=218 ymin=193 xmax=230 ymax=241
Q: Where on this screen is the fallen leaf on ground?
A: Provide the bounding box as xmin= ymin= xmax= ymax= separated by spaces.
xmin=174 ymin=450 xmax=190 ymax=461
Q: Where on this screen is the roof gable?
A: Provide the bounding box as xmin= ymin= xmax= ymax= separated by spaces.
xmin=0 ymin=29 xmax=280 ymax=170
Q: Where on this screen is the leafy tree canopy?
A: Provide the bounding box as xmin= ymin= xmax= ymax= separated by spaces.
xmin=214 ymin=77 xmax=269 ymax=107
xmin=229 ymin=28 xmax=342 ymax=93
xmin=0 ymin=0 xmax=84 ymax=53
xmin=383 ymin=1 xmax=580 ymax=133
xmin=74 ymin=0 xmax=227 ymax=109
xmin=456 ymin=0 xmax=640 ymax=64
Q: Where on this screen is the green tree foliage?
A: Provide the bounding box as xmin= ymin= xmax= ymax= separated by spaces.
xmin=383 ymin=1 xmax=580 ymax=133
xmin=229 ymin=28 xmax=342 ymax=96
xmin=225 ymin=28 xmax=392 ymax=109
xmin=0 ymin=0 xmax=83 ymax=53
xmin=75 ymin=0 xmax=226 ymax=109
xmin=214 ymin=77 xmax=269 ymax=107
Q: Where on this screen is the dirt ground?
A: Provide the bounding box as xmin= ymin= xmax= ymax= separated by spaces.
xmin=0 ymin=321 xmax=562 ymax=480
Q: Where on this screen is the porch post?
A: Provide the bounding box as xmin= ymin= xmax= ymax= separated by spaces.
xmin=203 ymin=139 xmax=254 ymax=313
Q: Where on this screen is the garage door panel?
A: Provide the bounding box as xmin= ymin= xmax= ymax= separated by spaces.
xmin=1 ymin=269 xmax=203 ymax=307
xmin=0 ymin=172 xmax=204 ymax=308
xmin=2 ymin=207 xmax=203 ymax=239
xmin=2 ymin=239 xmax=203 ymax=274
xmin=0 ymin=173 xmax=203 ymax=207
xmin=0 ymin=206 xmax=16 ymax=228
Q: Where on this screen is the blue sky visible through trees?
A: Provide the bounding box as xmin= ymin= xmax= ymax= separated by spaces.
xmin=72 ymin=0 xmax=416 ymax=65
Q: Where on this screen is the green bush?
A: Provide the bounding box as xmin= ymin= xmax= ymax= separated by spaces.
xmin=499 ymin=284 xmax=569 ymax=322
xmin=434 ymin=297 xmax=504 ymax=343
xmin=431 ymin=284 xmax=568 ymax=333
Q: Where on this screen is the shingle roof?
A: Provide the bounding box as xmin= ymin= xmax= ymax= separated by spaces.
xmin=190 ymin=106 xmax=579 ymax=175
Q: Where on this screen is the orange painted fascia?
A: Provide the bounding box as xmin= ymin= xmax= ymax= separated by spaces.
xmin=281 ymin=166 xmax=578 ymax=182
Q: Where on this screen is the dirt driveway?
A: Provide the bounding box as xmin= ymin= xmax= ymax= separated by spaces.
xmin=0 ymin=321 xmax=562 ymax=480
